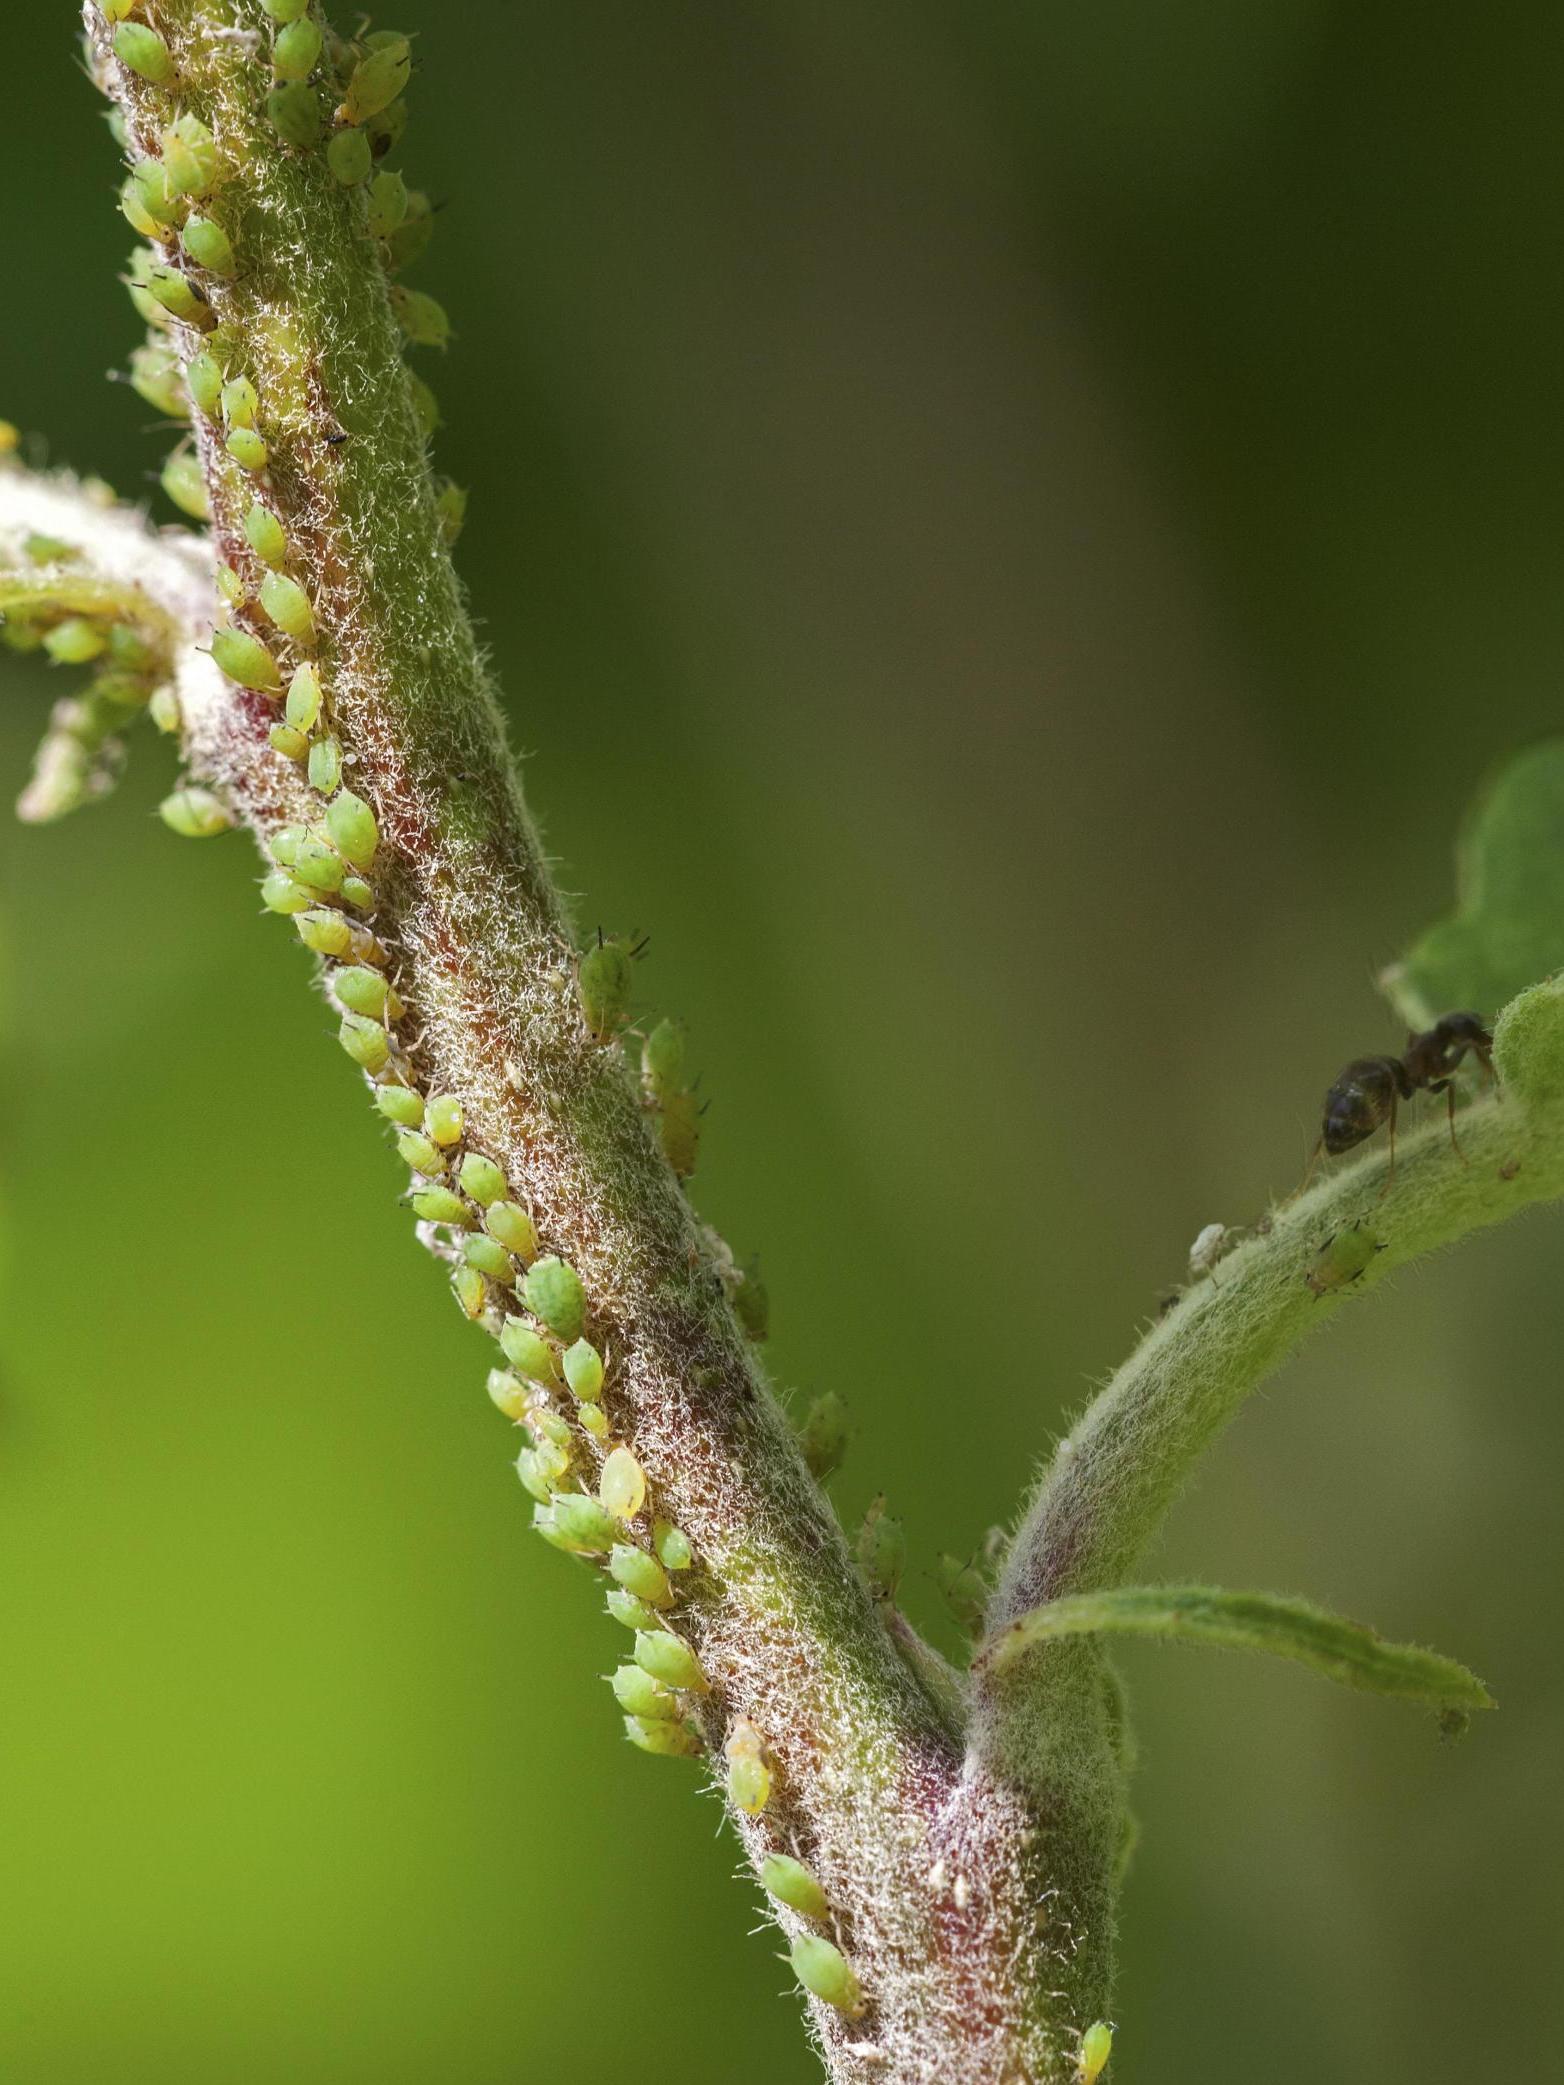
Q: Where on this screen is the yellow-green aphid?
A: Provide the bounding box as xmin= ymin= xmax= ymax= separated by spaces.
xmin=606 ymin=1588 xmax=662 ymax=1632
xmin=462 ymin=1233 xmax=514 ymax=1283
xmin=599 ymin=1446 xmax=646 ymax=1523
xmin=789 ymin=1936 xmax=864 ymax=2018
xmin=659 ymin=1089 xmax=701 ymax=1179
xmin=296 ymin=907 xmax=353 ymax=957
xmin=435 ymin=481 xmax=466 ymax=543
xmin=149 ymin=686 xmax=181 ymax=733
xmin=292 ymin=837 xmax=344 ymax=892
xmin=216 ymin=563 xmax=244 ymax=609
xmin=184 ymin=352 xmax=223 ymax=419
xmin=272 ymin=18 xmax=323 ymax=80
xmin=515 ymin=1445 xmax=564 ymax=1505
xmin=42 ymin=618 xmax=105 ymax=665
xmin=341 ymin=875 xmax=375 ymax=910
xmin=425 ymin=1092 xmax=463 ymax=1146
xmin=578 ymin=1401 xmax=608 ymax=1440
xmin=563 ymin=1337 xmax=604 ymax=1404
xmin=1076 ymin=2022 xmax=1113 ymax=2084
xmin=307 ymin=737 xmax=342 ymax=795
xmin=527 ymin=1407 xmax=573 ymax=1452
xmin=375 ymin=1082 xmax=424 ymax=1128
xmin=855 ymin=1494 xmax=905 ymax=1603
xmin=324 ymin=789 xmax=378 ymax=869
xmin=271 ymin=825 xmax=307 ymax=865
xmin=796 ymin=1392 xmax=849 ymax=1483
xmin=653 ymin=1520 xmax=694 ymax=1572
xmin=577 ymin=935 xmax=635 ymax=1042
xmin=524 ymin=1256 xmax=586 ymax=1342
xmin=147 ymin=267 xmax=212 ymax=328
xmin=760 ymin=1854 xmax=828 ymax=1921
xmin=486 ymin=1368 xmax=529 ymax=1422
xmin=125 ymin=159 xmax=178 ymax=228
xmin=408 ymin=373 xmax=440 ymax=440
xmin=366 ymin=170 xmax=407 ymax=239
xmin=724 ymin=1717 xmax=772 ymax=1817
xmin=225 ymin=426 xmax=268 ymax=472
xmin=732 ymin=1263 xmax=769 ymax=1341
xmin=339 ymin=1012 xmax=390 ymax=1072
xmin=127 ymin=342 xmax=185 ymax=418
xmin=457 ymin=1153 xmax=507 ymax=1204
xmin=99 ymin=0 xmax=139 ymax=21
xmin=159 ymin=787 xmax=232 ymax=839
xmin=611 ymin=1663 xmax=676 ymax=1720
xmin=334 ymin=964 xmax=396 ymax=1019
xmin=549 ymin=1493 xmax=621 ymax=1554
xmin=389 ymin=286 xmax=452 ymax=350
xmin=609 ymin=1543 xmax=672 ymax=1609
xmin=410 ymin=1184 xmax=471 ymax=1227
xmin=1305 ymin=1224 xmax=1382 ymax=1297
xmin=641 ymin=1017 xmax=685 ymax=1103
xmin=499 ymin=1318 xmax=558 ymax=1382
xmin=383 ymin=189 xmax=432 ymax=269
xmin=269 ymin=721 xmax=307 ymax=760
xmin=182 ymin=217 xmax=236 ymax=279
xmin=220 ymin=376 xmax=258 ymax=428
xmin=210 ymin=628 xmax=281 ymax=692
xmin=161 ymin=115 xmax=218 ymax=198
xmin=120 ymin=183 xmax=162 ymax=240
xmin=936 ymin=1553 xmax=990 ymax=1633
xmin=365 ymin=92 xmax=409 ymax=157
xmin=268 ymin=82 xmax=324 ymax=149
xmin=281 ymin=666 xmax=321 ymax=737
xmin=161 ymin=448 xmax=209 ymax=518
xmin=635 ymin=1629 xmax=706 ymax=1693
xmin=260 ymin=868 xmax=311 ymax=915
xmin=341 ymin=37 xmax=411 ymax=124
xmin=623 ymin=1714 xmax=700 ymax=1758
xmin=452 ymin=1267 xmax=485 ymax=1319
xmin=245 ymin=503 xmax=289 ymax=568
xmin=396 ymin=1129 xmax=444 ymax=1175
xmin=326 ymin=127 xmax=373 ymax=186
xmin=485 ymin=1202 xmax=538 ymax=1260
xmin=260 ymin=0 xmax=310 ymax=19
xmin=113 ymin=22 xmax=174 ymax=85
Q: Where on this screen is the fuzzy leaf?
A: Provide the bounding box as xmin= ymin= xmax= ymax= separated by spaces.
xmin=1383 ymin=738 xmax=1564 ymax=1028
xmin=980 ymin=1584 xmax=1493 ymax=1714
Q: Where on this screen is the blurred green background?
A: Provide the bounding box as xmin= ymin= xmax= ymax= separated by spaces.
xmin=5 ymin=4 xmax=1564 ymax=2080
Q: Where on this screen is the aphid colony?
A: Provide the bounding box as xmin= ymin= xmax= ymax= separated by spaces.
xmin=94 ymin=0 xmax=870 ymax=2027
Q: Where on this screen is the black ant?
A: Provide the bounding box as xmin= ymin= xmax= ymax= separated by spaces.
xmin=1313 ymin=1010 xmax=1494 ymax=1184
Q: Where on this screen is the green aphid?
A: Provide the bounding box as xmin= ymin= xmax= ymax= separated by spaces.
xmin=760 ymin=1854 xmax=827 ymax=1921
xmin=42 ymin=618 xmax=105 ymax=666
xmin=307 ymin=737 xmax=342 ymax=795
xmin=796 ymin=1391 xmax=849 ymax=1484
xmin=220 ymin=376 xmax=258 ymax=427
xmin=611 ymin=1664 xmax=677 ymax=1721
xmin=341 ymin=875 xmax=375 ymax=911
xmin=578 ymin=1401 xmax=608 ymax=1440
xmin=147 ymin=266 xmax=210 ymax=327
xmin=457 ymin=1152 xmax=507 ymax=1205
xmin=294 ymin=908 xmax=352 ymax=957
xmin=599 ymin=1446 xmax=646 ymax=1523
xmin=524 ymin=1255 xmax=586 ymax=1342
xmin=260 ymin=868 xmax=311 ymax=915
xmin=1076 ymin=2022 xmax=1113 ymax=2085
xmin=609 ymin=1543 xmax=672 ymax=1609
xmin=577 ymin=937 xmax=635 ymax=1042
xmin=267 ymin=83 xmax=324 ymax=149
xmin=731 ymin=1263 xmax=769 ymax=1342
xmin=342 ymin=38 xmax=412 ymax=124
xmin=260 ymin=0 xmax=310 ymax=20
xmin=486 ymin=1368 xmax=529 ymax=1422
xmin=410 ymin=1185 xmax=471 ymax=1228
xmin=549 ymin=1493 xmax=620 ymax=1555
xmin=24 ymin=534 xmax=75 ymax=566
xmin=292 ymin=837 xmax=345 ymax=892
xmin=462 ymin=1233 xmax=514 ymax=1284
xmin=120 ymin=182 xmax=161 ymax=241
xmin=451 ymin=1265 xmax=485 ymax=1319
xmin=499 ymin=1317 xmax=558 ymax=1383
xmin=99 ymin=0 xmax=139 ymax=20
xmin=272 ymin=18 xmax=323 ymax=81
xmin=184 ymin=352 xmax=223 ymax=419
xmin=110 ymin=625 xmax=154 ymax=670
xmin=789 ymin=1936 xmax=864 ymax=2017
xmin=653 ymin=1520 xmax=694 ymax=1572
xmin=183 ymin=216 xmax=236 ymax=279
xmin=285 ymin=661 xmax=322 ymax=728
xmin=425 ymin=1092 xmax=464 ymax=1146
xmin=658 ymin=1089 xmax=701 ymax=1179
xmin=724 ymin=1718 xmax=772 ymax=1816
xmin=623 ymin=1714 xmax=700 ymax=1759
xmin=383 ymin=190 xmax=433 ymax=271
xmin=364 ymin=95 xmax=409 ymax=158
xmin=562 ymin=1337 xmax=604 ymax=1404
xmin=528 ymin=1407 xmax=573 ymax=1452
xmin=531 ymin=1505 xmax=579 ymax=1555
xmin=408 ymin=373 xmax=440 ymax=440
xmin=158 ymin=786 xmax=232 ymax=839
xmin=160 ymin=115 xmax=218 ymax=198
xmin=635 ymin=1629 xmax=706 ymax=1694
xmin=515 ymin=1446 xmax=561 ymax=1505
xmin=395 ymin=1130 xmax=443 ymax=1176
xmin=640 ymin=1018 xmax=685 ymax=1103
xmin=1305 ymin=1224 xmax=1382 ymax=1298
xmin=935 ymin=1553 xmax=990 ymax=1635
xmin=271 ymin=825 xmax=306 ymax=866
xmin=126 ymin=159 xmax=178 ymax=228
xmin=855 ymin=1494 xmax=906 ymax=1604
xmin=389 ymin=285 xmax=451 ymax=350
xmin=606 ymin=1588 xmax=661 ymax=1633
xmin=434 ymin=481 xmax=466 ymax=544
xmin=216 ymin=564 xmax=244 ymax=608
xmin=127 ymin=342 xmax=185 ymax=419
xmin=160 ymin=449 xmax=208 ymax=518
xmin=374 ymin=1081 xmax=424 ymax=1128
xmin=339 ymin=1012 xmax=390 ymax=1072
xmin=326 ymin=127 xmax=373 ymax=186
xmin=324 ymin=789 xmax=378 ymax=869
xmin=211 ymin=628 xmax=281 ymax=692
xmin=114 ymin=21 xmax=175 ymax=84
xmin=366 ymin=170 xmax=407 ymax=239
xmin=225 ymin=426 xmax=269 ymax=473
xmin=335 ymin=964 xmax=393 ymax=1018
xmin=485 ymin=1202 xmax=537 ymax=1260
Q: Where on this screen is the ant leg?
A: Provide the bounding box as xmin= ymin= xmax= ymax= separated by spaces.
xmin=1431 ymin=1079 xmax=1469 ymax=1162
xmin=1286 ymin=1138 xmax=1325 ymax=1205
xmin=1376 ymin=1093 xmax=1398 ymax=1201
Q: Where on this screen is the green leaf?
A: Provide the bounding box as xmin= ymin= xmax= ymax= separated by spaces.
xmin=1383 ymin=738 xmax=1564 ymax=1028
xmin=979 ymin=1584 xmax=1493 ymax=1715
